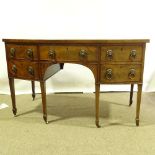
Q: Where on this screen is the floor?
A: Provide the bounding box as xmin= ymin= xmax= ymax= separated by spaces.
xmin=0 ymin=92 xmax=155 ymax=155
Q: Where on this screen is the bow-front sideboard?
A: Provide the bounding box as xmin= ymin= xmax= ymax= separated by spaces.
xmin=3 ymin=39 xmax=149 ymax=127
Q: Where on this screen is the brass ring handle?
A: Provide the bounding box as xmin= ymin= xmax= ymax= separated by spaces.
xmin=130 ymin=50 xmax=136 ymax=59
xmin=106 ymin=50 xmax=113 ymax=60
xmin=27 ymin=66 xmax=34 ymax=76
xmin=48 ymin=50 xmax=55 ymax=59
xmin=10 ymin=48 xmax=16 ymax=58
xmin=79 ymin=49 xmax=87 ymax=58
xmin=128 ymin=69 xmax=136 ymax=79
xmin=12 ymin=65 xmax=17 ymax=73
xmin=27 ymin=49 xmax=33 ymax=59
xmin=105 ymin=69 xmax=112 ymax=80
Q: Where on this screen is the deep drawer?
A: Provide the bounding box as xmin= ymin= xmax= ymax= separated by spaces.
xmin=8 ymin=60 xmax=39 ymax=80
xmin=100 ymin=64 xmax=142 ymax=83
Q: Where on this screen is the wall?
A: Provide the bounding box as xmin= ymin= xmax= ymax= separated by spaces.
xmin=0 ymin=0 xmax=154 ymax=94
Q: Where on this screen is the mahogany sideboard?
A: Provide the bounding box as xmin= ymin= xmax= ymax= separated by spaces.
xmin=2 ymin=39 xmax=149 ymax=127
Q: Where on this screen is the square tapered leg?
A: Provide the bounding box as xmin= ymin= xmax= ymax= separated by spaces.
xmin=9 ymin=77 xmax=17 ymax=116
xmin=40 ymin=81 xmax=48 ymax=124
xmin=136 ymin=84 xmax=142 ymax=126
xmin=95 ymin=83 xmax=101 ymax=128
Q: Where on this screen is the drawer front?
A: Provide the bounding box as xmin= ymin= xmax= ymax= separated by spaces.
xmin=67 ymin=46 xmax=98 ymax=61
xmin=100 ymin=64 xmax=142 ymax=83
xmin=101 ymin=46 xmax=143 ymax=62
xmin=8 ymin=60 xmax=39 ymax=80
xmin=39 ymin=46 xmax=98 ymax=61
xmin=39 ymin=46 xmax=68 ymax=61
xmin=6 ymin=44 xmax=38 ymax=60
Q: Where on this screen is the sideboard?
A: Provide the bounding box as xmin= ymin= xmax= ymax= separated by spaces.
xmin=3 ymin=39 xmax=149 ymax=127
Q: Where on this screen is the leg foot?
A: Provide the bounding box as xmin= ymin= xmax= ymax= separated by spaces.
xmin=96 ymin=121 xmax=101 ymax=128
xmin=60 ymin=63 xmax=64 ymax=69
xmin=32 ymin=94 xmax=35 ymax=101
xmin=43 ymin=114 xmax=48 ymax=124
xmin=129 ymin=100 xmax=133 ymax=106
xmin=12 ymin=108 xmax=17 ymax=116
xmin=136 ymin=118 xmax=139 ymax=126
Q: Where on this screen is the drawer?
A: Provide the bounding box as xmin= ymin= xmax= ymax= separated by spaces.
xmin=39 ymin=46 xmax=98 ymax=61
xmin=8 ymin=60 xmax=39 ymax=80
xmin=39 ymin=46 xmax=68 ymax=61
xmin=100 ymin=64 xmax=142 ymax=83
xmin=101 ymin=46 xmax=143 ymax=62
xmin=6 ymin=44 xmax=38 ymax=60
xmin=67 ymin=46 xmax=98 ymax=61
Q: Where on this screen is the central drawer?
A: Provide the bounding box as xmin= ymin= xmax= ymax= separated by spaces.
xmin=39 ymin=46 xmax=98 ymax=61
xmin=100 ymin=64 xmax=142 ymax=83
xmin=101 ymin=45 xmax=143 ymax=62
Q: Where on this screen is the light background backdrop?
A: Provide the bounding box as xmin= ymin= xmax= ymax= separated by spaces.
xmin=0 ymin=0 xmax=154 ymax=94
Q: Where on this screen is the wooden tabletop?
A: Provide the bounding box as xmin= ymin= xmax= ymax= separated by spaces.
xmin=2 ymin=39 xmax=150 ymax=44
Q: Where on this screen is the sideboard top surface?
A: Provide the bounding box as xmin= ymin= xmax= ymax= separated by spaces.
xmin=2 ymin=39 xmax=150 ymax=44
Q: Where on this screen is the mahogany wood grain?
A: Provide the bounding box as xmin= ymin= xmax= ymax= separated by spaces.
xmin=100 ymin=64 xmax=142 ymax=83
xmin=8 ymin=60 xmax=39 ymax=80
xmin=101 ymin=45 xmax=143 ymax=62
xmin=6 ymin=44 xmax=38 ymax=60
xmin=3 ymin=39 xmax=149 ymax=127
xmin=3 ymin=39 xmax=149 ymax=44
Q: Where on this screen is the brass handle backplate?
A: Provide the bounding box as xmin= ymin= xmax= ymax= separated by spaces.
xmin=130 ymin=50 xmax=136 ymax=59
xmin=27 ymin=49 xmax=33 ymax=59
xmin=10 ymin=48 xmax=16 ymax=58
xmin=105 ymin=69 xmax=112 ymax=80
xmin=27 ymin=66 xmax=34 ymax=76
xmin=128 ymin=69 xmax=136 ymax=79
xmin=48 ymin=50 xmax=55 ymax=60
xmin=79 ymin=49 xmax=87 ymax=58
xmin=12 ymin=65 xmax=17 ymax=73
xmin=106 ymin=50 xmax=113 ymax=60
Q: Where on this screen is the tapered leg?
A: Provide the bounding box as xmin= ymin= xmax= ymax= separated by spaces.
xmin=129 ymin=84 xmax=134 ymax=106
xmin=40 ymin=81 xmax=48 ymax=124
xmin=31 ymin=81 xmax=35 ymax=100
xmin=9 ymin=77 xmax=17 ymax=116
xmin=95 ymin=83 xmax=101 ymax=128
xmin=136 ymin=84 xmax=142 ymax=126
